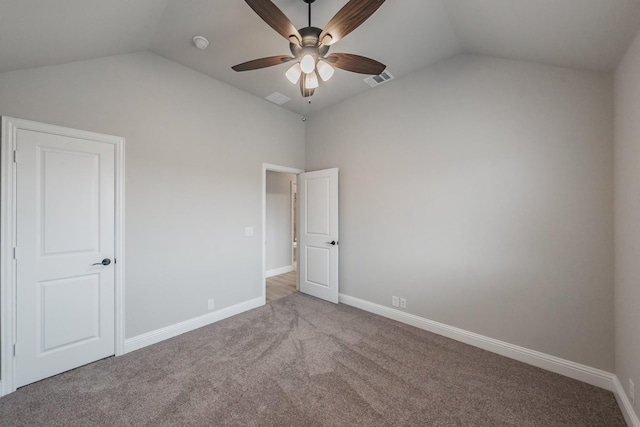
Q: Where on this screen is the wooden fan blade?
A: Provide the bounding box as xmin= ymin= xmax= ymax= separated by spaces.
xmin=326 ymin=53 xmax=385 ymax=75
xmin=319 ymin=0 xmax=386 ymax=46
xmin=245 ymin=0 xmax=302 ymax=45
xmin=232 ymin=55 xmax=293 ymax=72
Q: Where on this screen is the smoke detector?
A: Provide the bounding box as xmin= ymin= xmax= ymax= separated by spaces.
xmin=193 ymin=36 xmax=209 ymax=50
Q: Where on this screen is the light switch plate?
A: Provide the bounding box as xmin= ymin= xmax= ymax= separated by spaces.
xmin=245 ymin=227 xmax=254 ymax=237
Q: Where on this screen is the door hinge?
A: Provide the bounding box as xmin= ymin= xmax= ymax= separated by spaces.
xmin=13 ymin=150 xmax=17 ymax=163
xmin=13 ymin=344 xmax=16 ymax=356
xmin=13 ymin=247 xmax=17 ymax=260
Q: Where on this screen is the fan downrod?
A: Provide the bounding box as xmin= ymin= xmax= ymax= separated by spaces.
xmin=303 ymin=0 xmax=316 ymax=28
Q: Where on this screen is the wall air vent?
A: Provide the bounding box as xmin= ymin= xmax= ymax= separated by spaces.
xmin=364 ymin=70 xmax=394 ymax=88
xmin=265 ymin=92 xmax=291 ymax=105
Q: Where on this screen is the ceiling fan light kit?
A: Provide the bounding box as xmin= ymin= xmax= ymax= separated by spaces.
xmin=316 ymin=60 xmax=335 ymax=81
xmin=232 ymin=0 xmax=387 ymax=98
xmin=285 ymin=63 xmax=303 ymax=84
xmin=300 ymin=54 xmax=316 ymax=74
xmin=305 ymin=71 xmax=319 ymax=89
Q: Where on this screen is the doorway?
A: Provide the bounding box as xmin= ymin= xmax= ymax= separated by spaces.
xmin=262 ymin=164 xmax=340 ymax=305
xmin=263 ymin=165 xmax=302 ymax=303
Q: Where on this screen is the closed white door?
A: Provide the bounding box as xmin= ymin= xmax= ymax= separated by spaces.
xmin=298 ymin=168 xmax=339 ymax=303
xmin=15 ymin=128 xmax=115 ymax=388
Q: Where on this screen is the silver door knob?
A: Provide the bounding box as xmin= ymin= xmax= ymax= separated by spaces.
xmin=92 ymin=258 xmax=111 ymax=266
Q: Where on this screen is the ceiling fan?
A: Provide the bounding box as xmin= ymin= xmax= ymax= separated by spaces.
xmin=232 ymin=0 xmax=387 ymax=98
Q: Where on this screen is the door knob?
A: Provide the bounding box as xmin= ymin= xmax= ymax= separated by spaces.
xmin=326 ymin=240 xmax=338 ymax=246
xmin=92 ymin=258 xmax=111 ymax=266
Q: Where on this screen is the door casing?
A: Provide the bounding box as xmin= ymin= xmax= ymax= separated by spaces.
xmin=0 ymin=117 xmax=126 ymax=396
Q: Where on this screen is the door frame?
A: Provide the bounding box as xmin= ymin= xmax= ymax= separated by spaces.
xmin=262 ymin=163 xmax=304 ymax=304
xmin=0 ymin=117 xmax=126 ymax=396
xmin=290 ymin=179 xmax=297 ymax=272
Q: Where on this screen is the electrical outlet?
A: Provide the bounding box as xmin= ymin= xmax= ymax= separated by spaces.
xmin=400 ymin=298 xmax=407 ymax=309
xmin=392 ymin=296 xmax=399 ymax=307
xmin=207 ymin=298 xmax=215 ymax=310
xmin=630 ymin=379 xmax=635 ymax=405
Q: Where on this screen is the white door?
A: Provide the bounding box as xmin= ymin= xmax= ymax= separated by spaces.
xmin=15 ymin=128 xmax=115 ymax=388
xmin=298 ymin=168 xmax=339 ymax=303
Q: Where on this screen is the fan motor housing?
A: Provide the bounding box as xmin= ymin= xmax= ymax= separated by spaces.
xmin=290 ymin=27 xmax=329 ymax=58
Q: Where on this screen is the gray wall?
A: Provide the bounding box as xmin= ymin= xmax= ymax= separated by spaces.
xmin=615 ymin=30 xmax=640 ymax=417
xmin=0 ymin=49 xmax=623 ymax=381
xmin=266 ymin=171 xmax=296 ymax=273
xmin=306 ymin=54 xmax=615 ymax=371
xmin=0 ymin=52 xmax=305 ymax=338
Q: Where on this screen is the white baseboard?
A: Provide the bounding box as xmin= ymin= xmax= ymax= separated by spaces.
xmin=124 ymin=297 xmax=264 ymax=354
xmin=266 ymin=265 xmax=293 ymax=278
xmin=614 ymin=375 xmax=640 ymax=427
xmin=339 ymin=294 xmax=615 ymax=391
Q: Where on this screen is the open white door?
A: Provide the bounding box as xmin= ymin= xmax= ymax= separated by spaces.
xmin=298 ymin=168 xmax=339 ymax=303
xmin=15 ymin=127 xmax=116 ymax=388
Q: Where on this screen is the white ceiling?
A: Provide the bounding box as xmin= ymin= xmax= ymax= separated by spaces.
xmin=1 ymin=0 xmax=639 ymax=115
xmin=0 ymin=0 xmax=169 ymax=73
xmin=444 ymin=0 xmax=640 ymax=72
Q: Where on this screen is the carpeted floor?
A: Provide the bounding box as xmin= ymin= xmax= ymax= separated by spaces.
xmin=0 ymin=293 xmax=626 ymax=426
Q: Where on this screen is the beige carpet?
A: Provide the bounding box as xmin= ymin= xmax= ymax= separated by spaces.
xmin=0 ymin=293 xmax=625 ymax=426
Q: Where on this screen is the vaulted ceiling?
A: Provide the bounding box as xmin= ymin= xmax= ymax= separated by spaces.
xmin=1 ymin=0 xmax=640 ymax=115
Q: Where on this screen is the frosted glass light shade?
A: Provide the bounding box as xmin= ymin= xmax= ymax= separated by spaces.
xmin=305 ymin=72 xmax=319 ymax=89
xmin=285 ymin=63 xmax=302 ymax=84
xmin=316 ymin=60 xmax=335 ymax=81
xmin=300 ymin=54 xmax=316 ymax=74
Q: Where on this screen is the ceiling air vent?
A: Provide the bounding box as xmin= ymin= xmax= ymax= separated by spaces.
xmin=364 ymin=70 xmax=394 ymax=88
xmin=265 ymin=92 xmax=291 ymax=105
